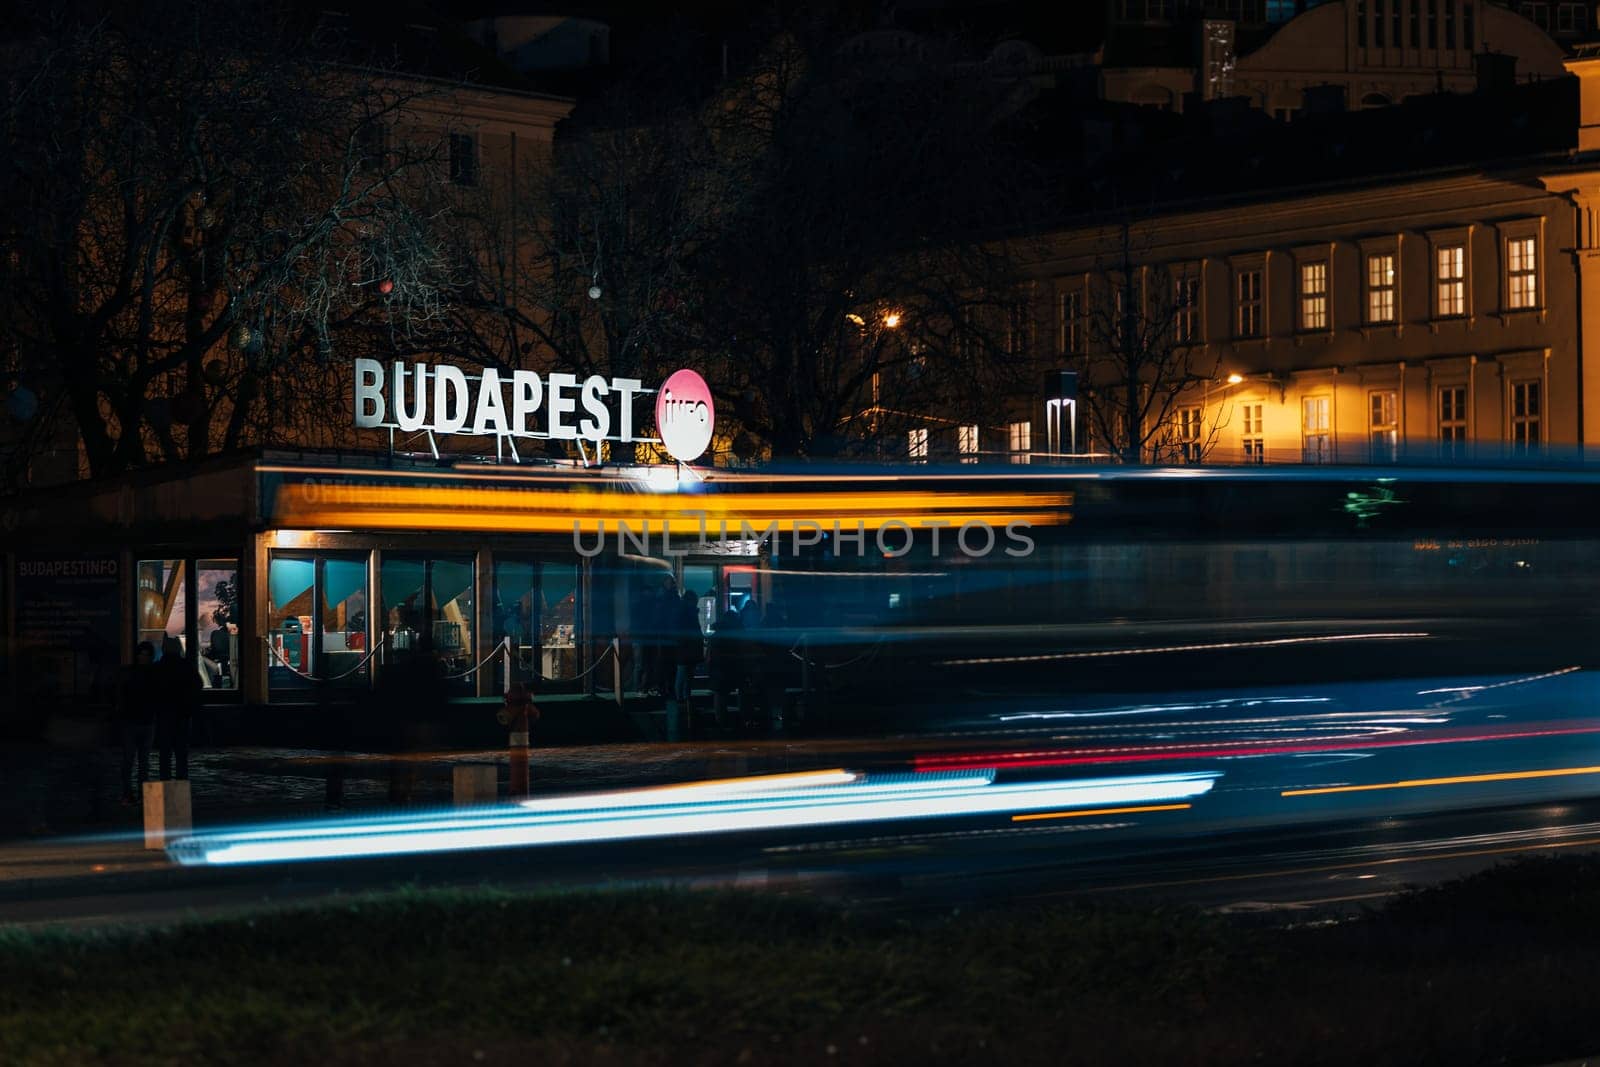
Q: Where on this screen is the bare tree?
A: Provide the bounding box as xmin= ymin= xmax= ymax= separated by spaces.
xmin=1079 ymin=223 xmax=1223 ymax=464
xmin=418 ymin=92 xmax=717 ymax=462
xmin=0 ymin=1 xmax=455 ymax=486
xmin=687 ymin=25 xmax=1044 ymax=460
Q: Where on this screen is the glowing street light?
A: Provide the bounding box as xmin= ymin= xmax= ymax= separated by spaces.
xmin=883 ymin=311 xmax=901 ymax=329
xmin=1226 ymin=373 xmax=1244 ymax=385
xmin=1043 ymin=370 xmax=1077 ymax=459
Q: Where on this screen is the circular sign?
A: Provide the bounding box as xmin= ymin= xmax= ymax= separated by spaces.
xmin=655 ymin=369 xmax=715 ymax=463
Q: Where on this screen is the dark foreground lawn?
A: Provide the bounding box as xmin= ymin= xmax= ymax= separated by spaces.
xmin=6 ymin=856 xmax=1600 ymax=1066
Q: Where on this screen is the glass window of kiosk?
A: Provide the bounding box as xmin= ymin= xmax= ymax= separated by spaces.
xmin=493 ymin=559 xmax=579 ymax=689
xmin=267 ymin=553 xmax=369 ymax=693
xmin=137 ymin=556 xmax=242 ymax=691
xmin=380 ymin=556 xmax=474 ymax=692
xmin=137 ymin=559 xmax=187 ymax=656
xmin=682 ymin=564 xmax=719 ymax=635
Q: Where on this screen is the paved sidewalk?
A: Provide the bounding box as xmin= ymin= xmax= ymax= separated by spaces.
xmin=0 ymin=739 xmax=821 ymax=838
xmin=0 ymin=737 xmax=844 ymax=904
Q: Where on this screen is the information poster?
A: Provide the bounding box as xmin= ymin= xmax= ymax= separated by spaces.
xmin=14 ymin=557 xmax=121 ymax=704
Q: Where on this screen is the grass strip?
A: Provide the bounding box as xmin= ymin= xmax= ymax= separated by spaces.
xmin=4 ymin=855 xmax=1600 ymax=1065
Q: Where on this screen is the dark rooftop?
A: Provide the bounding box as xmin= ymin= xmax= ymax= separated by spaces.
xmin=1016 ymin=73 xmax=1578 ymax=226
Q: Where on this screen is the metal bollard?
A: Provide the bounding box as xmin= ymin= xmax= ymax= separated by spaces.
xmin=500 ymin=683 xmax=539 ymax=798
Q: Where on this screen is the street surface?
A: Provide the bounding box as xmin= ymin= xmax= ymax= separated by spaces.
xmin=7 ymin=628 xmax=1600 ymax=928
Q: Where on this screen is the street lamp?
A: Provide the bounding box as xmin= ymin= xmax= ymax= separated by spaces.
xmin=1043 ymin=369 xmax=1078 ymax=459
xmin=1220 ymin=370 xmax=1286 ymax=401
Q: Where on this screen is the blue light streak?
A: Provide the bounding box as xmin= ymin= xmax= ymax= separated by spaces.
xmin=167 ymin=769 xmax=1218 ymax=868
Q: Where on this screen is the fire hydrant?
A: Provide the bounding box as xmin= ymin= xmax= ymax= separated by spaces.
xmin=498 ymin=683 xmax=540 ymax=797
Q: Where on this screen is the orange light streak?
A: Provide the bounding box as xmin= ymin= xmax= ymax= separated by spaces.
xmin=1010 ymin=802 xmax=1192 ymax=822
xmin=1282 ymin=764 xmax=1600 ymax=797
xmin=271 ymin=484 xmax=1073 ymax=533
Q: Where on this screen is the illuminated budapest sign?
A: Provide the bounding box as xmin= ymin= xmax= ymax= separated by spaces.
xmin=352 ymin=359 xmax=715 ymax=463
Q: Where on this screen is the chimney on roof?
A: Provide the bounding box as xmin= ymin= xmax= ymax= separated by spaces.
xmin=1475 ymin=51 xmax=1517 ymax=95
xmin=1566 ymin=53 xmax=1600 ymax=154
xmin=1301 ymin=83 xmax=1345 ymax=115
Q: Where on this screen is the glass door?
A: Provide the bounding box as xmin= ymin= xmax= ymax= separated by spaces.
xmin=380 ymin=556 xmax=475 ymax=694
xmin=267 ymin=552 xmax=370 ymax=696
xmin=493 ymin=559 xmax=580 ymax=690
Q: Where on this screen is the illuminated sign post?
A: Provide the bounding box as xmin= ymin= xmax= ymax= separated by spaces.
xmin=352 ymin=359 xmax=714 ymax=464
xmin=654 ymin=368 xmax=714 ymax=464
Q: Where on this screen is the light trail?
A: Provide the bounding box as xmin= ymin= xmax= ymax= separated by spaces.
xmin=1010 ymin=803 xmax=1192 ymax=822
xmin=167 ymin=770 xmax=1219 ymax=867
xmin=942 ymin=632 xmax=1431 ymax=667
xmin=1282 ymin=764 xmax=1600 ymax=797
xmin=915 ymin=721 xmax=1600 ymax=773
xmin=516 ymin=768 xmax=861 ymax=809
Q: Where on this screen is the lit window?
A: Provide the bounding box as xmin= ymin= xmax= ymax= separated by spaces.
xmin=1299 ymin=261 xmax=1327 ymax=331
xmin=1174 ymin=406 xmax=1203 ymax=462
xmin=1365 ymin=252 xmax=1396 ymax=324
xmin=908 ymin=428 xmax=928 ymax=460
xmin=449 ymin=132 xmax=479 ymax=187
xmin=1240 ymin=402 xmax=1264 ymax=463
xmin=958 ymin=424 xmax=980 ymax=463
xmin=1236 ymin=268 xmax=1262 ymax=337
xmin=1059 ymin=289 xmax=1083 ymax=355
xmin=1369 ymin=390 xmax=1398 ymax=461
xmin=1008 ymin=420 xmax=1032 ymax=464
xmin=1302 ymin=395 xmax=1332 ymax=462
xmin=1438 ymin=386 xmax=1467 ymax=453
xmin=1510 ymin=380 xmax=1541 ymax=447
xmin=1507 ymin=235 xmax=1538 ymax=310
xmin=1436 ymin=245 xmax=1466 ymax=317
xmin=1174 ymin=275 xmax=1200 ymax=343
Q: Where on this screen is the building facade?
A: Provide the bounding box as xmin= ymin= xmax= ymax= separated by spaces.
xmin=1103 ymin=0 xmax=1571 ymax=116
xmin=994 ymin=55 xmax=1600 ymax=466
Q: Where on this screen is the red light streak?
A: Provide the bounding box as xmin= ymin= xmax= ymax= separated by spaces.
xmin=912 ymin=721 xmax=1600 ymax=773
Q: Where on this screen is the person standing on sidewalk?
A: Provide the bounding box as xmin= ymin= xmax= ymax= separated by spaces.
xmin=708 ymin=608 xmax=745 ymax=735
xmin=153 ymin=636 xmax=200 ymax=781
xmin=376 ymin=637 xmax=449 ymax=804
xmin=115 ymin=642 xmax=156 ymax=804
xmin=667 ymin=587 xmax=703 ymax=741
xmin=650 ymin=574 xmax=679 ymax=698
xmin=760 ymin=601 xmax=792 ymax=736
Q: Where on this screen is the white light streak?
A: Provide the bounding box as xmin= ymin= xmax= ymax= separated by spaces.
xmin=168 ymin=771 xmax=1218 ymax=867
